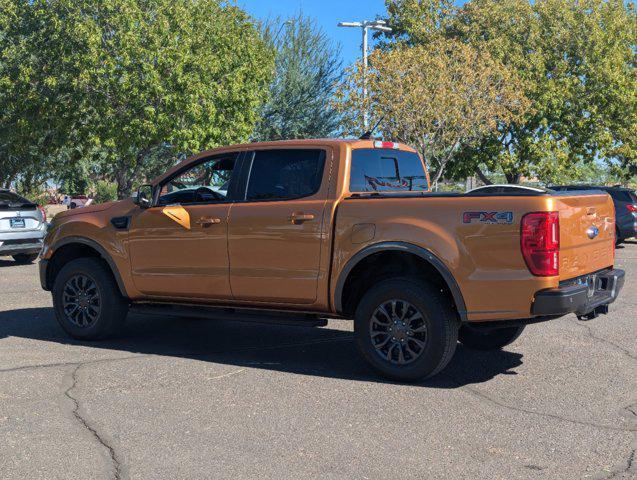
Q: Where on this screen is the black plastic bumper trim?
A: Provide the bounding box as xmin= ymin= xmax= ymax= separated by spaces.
xmin=532 ymin=268 xmax=625 ymax=317
xmin=39 ymin=259 xmax=49 ymax=290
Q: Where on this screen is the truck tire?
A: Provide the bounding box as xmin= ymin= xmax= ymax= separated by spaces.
xmin=354 ymin=278 xmax=459 ymax=382
xmin=458 ymin=324 xmax=525 ymax=350
xmin=52 ymin=257 xmax=128 ymax=340
xmin=615 ymin=227 xmax=622 ymax=246
xmin=13 ymin=253 xmax=39 ymax=264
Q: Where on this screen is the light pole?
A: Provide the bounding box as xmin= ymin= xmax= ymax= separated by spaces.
xmin=272 ymin=19 xmax=294 ymax=44
xmin=337 ymin=20 xmax=392 ymax=130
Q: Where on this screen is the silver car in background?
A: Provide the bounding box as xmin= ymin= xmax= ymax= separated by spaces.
xmin=0 ymin=189 xmax=47 ymax=264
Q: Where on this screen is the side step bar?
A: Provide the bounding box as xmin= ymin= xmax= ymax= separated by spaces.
xmin=130 ymin=303 xmax=329 ymax=328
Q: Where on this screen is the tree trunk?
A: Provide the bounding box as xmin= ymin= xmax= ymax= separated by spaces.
xmin=475 ymin=166 xmax=492 ymax=185
xmin=115 ymin=171 xmax=134 ymax=199
xmin=505 ymin=171 xmax=521 ymax=184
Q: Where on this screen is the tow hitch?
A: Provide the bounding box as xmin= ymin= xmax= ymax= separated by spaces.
xmin=577 ymin=304 xmax=609 ymax=321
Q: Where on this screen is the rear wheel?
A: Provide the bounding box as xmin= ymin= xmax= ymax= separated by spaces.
xmin=354 ymin=278 xmax=459 ymax=382
xmin=13 ymin=253 xmax=39 ymax=264
xmin=458 ymin=324 xmax=525 ymax=350
xmin=52 ymin=257 xmax=128 ymax=340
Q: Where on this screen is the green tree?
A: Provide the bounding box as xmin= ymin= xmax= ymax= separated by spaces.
xmin=384 ymin=0 xmax=455 ymax=45
xmin=12 ymin=0 xmax=273 ymax=198
xmin=384 ymin=0 xmax=637 ymax=185
xmin=253 ymin=12 xmax=342 ymax=141
xmin=335 ymin=41 xmax=528 ymax=187
xmin=0 ymin=0 xmax=62 ymax=189
xmin=93 ymin=180 xmax=118 ymax=204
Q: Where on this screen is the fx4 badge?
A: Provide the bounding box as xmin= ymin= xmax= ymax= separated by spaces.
xmin=463 ymin=211 xmax=514 ymax=224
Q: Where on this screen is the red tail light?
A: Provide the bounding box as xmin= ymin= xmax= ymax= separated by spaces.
xmin=38 ymin=206 xmax=47 ymax=223
xmin=521 ymin=211 xmax=559 ymax=276
xmin=626 ymin=204 xmax=637 ymax=213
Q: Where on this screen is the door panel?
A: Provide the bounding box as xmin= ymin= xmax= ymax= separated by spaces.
xmin=228 ymin=199 xmax=325 ymax=303
xmin=228 ymin=148 xmax=330 ymax=304
xmin=128 ymin=204 xmax=231 ymax=299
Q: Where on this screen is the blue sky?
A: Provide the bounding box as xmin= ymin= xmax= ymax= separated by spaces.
xmin=236 ymin=0 xmax=398 ymax=66
xmin=238 ymin=1 xmax=468 ymax=66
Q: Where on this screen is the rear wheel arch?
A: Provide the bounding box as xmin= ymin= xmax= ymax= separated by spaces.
xmin=335 ymin=242 xmax=467 ymax=321
xmin=45 ymin=237 xmax=128 ymax=298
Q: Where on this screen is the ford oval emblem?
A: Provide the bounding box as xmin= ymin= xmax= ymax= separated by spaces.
xmin=586 ymin=226 xmax=599 ymax=239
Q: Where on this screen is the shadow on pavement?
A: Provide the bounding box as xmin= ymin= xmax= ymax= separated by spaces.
xmin=0 ymin=307 xmax=523 ymax=387
xmin=0 ymin=259 xmax=23 ymax=268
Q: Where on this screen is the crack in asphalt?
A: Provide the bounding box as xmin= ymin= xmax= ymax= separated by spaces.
xmin=605 ymin=446 xmax=635 ymax=479
xmin=604 ymin=403 xmax=637 ymax=479
xmin=571 ymin=320 xmax=637 ymax=361
xmin=0 ymin=354 xmax=147 ymax=374
xmin=63 ymin=363 xmax=123 ymax=480
xmin=446 ymin=375 xmax=634 ymax=433
xmin=2 ymin=330 xmax=632 ymax=475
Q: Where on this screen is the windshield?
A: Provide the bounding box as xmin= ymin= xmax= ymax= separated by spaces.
xmin=349 ymin=149 xmax=429 ymax=193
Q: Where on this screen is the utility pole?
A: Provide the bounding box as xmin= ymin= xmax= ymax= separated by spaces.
xmin=337 ymin=20 xmax=392 ymax=130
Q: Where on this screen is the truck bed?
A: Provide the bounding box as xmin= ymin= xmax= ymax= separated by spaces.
xmin=332 ymin=190 xmax=615 ymax=321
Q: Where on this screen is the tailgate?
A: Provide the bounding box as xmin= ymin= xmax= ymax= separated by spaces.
xmin=556 ymin=192 xmax=615 ymax=280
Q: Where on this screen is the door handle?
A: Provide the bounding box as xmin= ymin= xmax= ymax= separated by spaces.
xmin=289 ymin=212 xmax=315 ymax=224
xmin=195 ymin=216 xmax=221 ymax=227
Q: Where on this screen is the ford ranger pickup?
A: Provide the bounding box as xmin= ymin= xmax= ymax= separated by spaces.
xmin=39 ymin=139 xmax=624 ymax=381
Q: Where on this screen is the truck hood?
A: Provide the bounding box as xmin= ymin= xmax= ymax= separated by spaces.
xmin=55 ymin=200 xmax=119 ymax=219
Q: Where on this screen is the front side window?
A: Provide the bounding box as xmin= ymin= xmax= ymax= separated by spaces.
xmin=245 ymin=149 xmax=325 ymax=201
xmin=349 ymin=149 xmax=429 ymax=193
xmin=159 ymin=154 xmax=237 ymax=206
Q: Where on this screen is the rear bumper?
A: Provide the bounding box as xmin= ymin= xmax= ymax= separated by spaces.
xmin=0 ymin=239 xmax=44 ymax=256
xmin=0 ymin=227 xmax=46 ymax=257
xmin=532 ymin=268 xmax=625 ymax=318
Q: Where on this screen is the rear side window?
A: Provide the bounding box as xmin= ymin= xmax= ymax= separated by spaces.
xmin=246 ymin=149 xmax=325 ymax=201
xmin=350 ymin=149 xmax=429 ymax=193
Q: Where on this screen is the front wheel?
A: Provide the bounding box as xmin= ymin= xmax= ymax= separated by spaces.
xmin=13 ymin=253 xmax=39 ymax=264
xmin=354 ymin=278 xmax=459 ymax=382
xmin=52 ymin=257 xmax=128 ymax=340
xmin=458 ymin=324 xmax=525 ymax=350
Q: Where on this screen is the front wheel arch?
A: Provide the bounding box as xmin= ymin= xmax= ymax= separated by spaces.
xmin=45 ymin=237 xmax=128 ymax=298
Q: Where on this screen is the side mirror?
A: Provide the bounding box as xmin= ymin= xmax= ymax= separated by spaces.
xmin=134 ymin=184 xmax=154 ymax=209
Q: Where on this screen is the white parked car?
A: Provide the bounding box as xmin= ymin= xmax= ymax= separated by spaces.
xmin=466 ymin=184 xmax=551 ymax=195
xmin=0 ymin=189 xmax=48 ymax=264
xmin=62 ymin=194 xmax=93 ymax=209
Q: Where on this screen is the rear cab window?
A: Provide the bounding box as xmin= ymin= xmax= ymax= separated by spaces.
xmin=349 ymin=149 xmax=429 ymax=193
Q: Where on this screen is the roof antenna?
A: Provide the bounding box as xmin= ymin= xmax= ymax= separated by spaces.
xmin=359 ymin=115 xmax=385 ymax=140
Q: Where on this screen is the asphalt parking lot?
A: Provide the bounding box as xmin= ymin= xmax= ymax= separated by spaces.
xmin=0 ymin=246 xmax=635 ymax=480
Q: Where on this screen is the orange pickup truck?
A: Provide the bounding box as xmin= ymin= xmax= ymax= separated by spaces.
xmin=39 ymin=139 xmax=624 ymax=381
